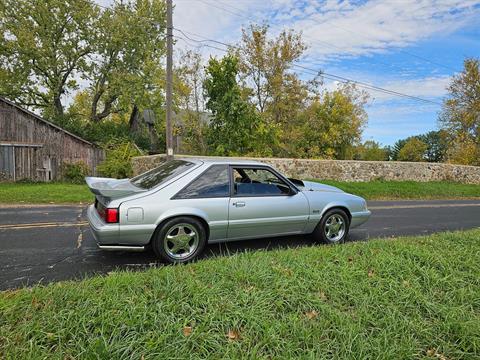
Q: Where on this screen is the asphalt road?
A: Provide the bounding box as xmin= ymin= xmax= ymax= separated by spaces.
xmin=1 ymin=200 xmax=479 ymax=290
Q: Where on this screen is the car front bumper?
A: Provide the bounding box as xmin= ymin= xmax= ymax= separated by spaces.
xmin=350 ymin=210 xmax=371 ymax=228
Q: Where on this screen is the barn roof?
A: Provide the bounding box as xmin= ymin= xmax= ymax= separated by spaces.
xmin=0 ymin=96 xmax=99 ymax=147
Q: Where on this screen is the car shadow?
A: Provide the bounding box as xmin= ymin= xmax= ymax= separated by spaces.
xmin=93 ymin=230 xmax=368 ymax=271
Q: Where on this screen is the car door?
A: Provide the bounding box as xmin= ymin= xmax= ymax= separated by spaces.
xmin=227 ymin=166 xmax=309 ymax=240
xmin=172 ymin=164 xmax=231 ymax=241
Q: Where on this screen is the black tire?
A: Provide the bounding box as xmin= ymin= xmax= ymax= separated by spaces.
xmin=312 ymin=208 xmax=350 ymax=244
xmin=152 ymin=217 xmax=207 ymax=264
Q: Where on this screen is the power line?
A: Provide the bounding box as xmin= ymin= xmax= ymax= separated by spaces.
xmin=94 ymin=1 xmax=444 ymax=106
xmin=198 ymin=0 xmax=458 ymax=73
xmin=293 ymin=64 xmax=442 ymax=105
xmin=173 ymin=27 xmax=443 ymax=106
xmin=174 ymin=35 xmax=230 ymax=53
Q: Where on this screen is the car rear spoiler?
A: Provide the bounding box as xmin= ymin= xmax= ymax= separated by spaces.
xmin=85 ymin=176 xmax=146 ymax=200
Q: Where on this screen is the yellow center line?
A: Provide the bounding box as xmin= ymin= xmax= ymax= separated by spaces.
xmin=0 ymin=221 xmax=89 ymax=230
xmin=369 ymin=203 xmax=480 ymax=210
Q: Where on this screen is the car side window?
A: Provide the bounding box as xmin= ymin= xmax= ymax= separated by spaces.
xmin=233 ymin=167 xmax=292 ymax=196
xmin=175 ymin=165 xmax=230 ymax=199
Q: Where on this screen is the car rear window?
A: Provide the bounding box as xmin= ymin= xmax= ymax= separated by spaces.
xmin=130 ymin=160 xmax=194 ymax=190
xmin=174 ymin=165 xmax=230 ymax=199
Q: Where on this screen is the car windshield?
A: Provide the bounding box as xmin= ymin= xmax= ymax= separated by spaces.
xmin=130 ymin=160 xmax=194 ymax=190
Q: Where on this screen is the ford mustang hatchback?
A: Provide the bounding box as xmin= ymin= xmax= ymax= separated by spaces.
xmin=86 ymin=158 xmax=370 ymax=263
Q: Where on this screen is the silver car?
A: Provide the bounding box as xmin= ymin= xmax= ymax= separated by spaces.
xmin=86 ymin=158 xmax=370 ymax=263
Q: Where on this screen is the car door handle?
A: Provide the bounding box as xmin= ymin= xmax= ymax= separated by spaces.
xmin=233 ymin=201 xmax=245 ymax=207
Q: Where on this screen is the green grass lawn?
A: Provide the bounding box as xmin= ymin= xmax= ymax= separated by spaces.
xmin=0 ymin=182 xmax=93 ymax=204
xmin=313 ymin=180 xmax=480 ymax=200
xmin=0 ymin=180 xmax=479 ymax=204
xmin=1 ymin=230 xmax=479 ymax=359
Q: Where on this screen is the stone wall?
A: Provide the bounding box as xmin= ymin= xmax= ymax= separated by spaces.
xmin=132 ymin=154 xmax=480 ymax=184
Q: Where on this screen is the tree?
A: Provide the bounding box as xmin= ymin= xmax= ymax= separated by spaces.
xmin=446 ymin=134 xmax=478 ymax=165
xmin=204 ymin=55 xmax=274 ymax=156
xmin=417 ymin=130 xmax=449 ymax=163
xmin=86 ymin=0 xmax=166 ymax=123
xmin=0 ymin=0 xmax=97 ymax=118
xmin=390 ymin=130 xmax=448 ymax=163
xmin=397 ymin=138 xmax=427 ymax=162
xmin=234 ymin=24 xmax=318 ymax=156
xmin=295 ymin=83 xmax=368 ymax=159
xmin=174 ymin=50 xmax=207 ymax=154
xmin=355 ymin=140 xmax=388 ymax=161
xmin=439 ymin=58 xmax=480 ymax=165
xmin=390 ymin=138 xmax=408 ymax=161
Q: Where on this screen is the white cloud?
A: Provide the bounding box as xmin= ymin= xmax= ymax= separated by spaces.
xmin=319 ymin=72 xmax=450 ymax=103
xmin=289 ymin=0 xmax=480 ymax=60
xmin=369 ymin=75 xmax=451 ymax=102
xmin=171 ymin=0 xmax=479 ymax=63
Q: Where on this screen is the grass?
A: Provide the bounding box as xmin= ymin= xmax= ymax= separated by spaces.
xmin=312 ymin=180 xmax=480 ymax=200
xmin=0 ymin=180 xmax=479 ymax=204
xmin=1 ymin=230 xmax=479 ymax=359
xmin=0 ymin=182 xmax=93 ymax=204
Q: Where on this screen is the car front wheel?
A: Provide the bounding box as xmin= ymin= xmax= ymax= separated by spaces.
xmin=152 ymin=217 xmax=207 ymax=263
xmin=313 ymin=208 xmax=350 ymax=244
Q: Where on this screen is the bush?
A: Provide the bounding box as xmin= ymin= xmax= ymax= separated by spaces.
xmin=97 ymin=141 xmax=143 ymax=179
xmin=61 ymin=162 xmax=90 ymax=184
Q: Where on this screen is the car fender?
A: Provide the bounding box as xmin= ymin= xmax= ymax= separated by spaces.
xmin=155 ymin=206 xmax=210 ymax=226
xmin=320 ymin=201 xmax=352 ymax=218
xmin=302 ymin=194 xmax=354 ymax=233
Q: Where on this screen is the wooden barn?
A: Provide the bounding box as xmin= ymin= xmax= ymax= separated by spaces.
xmin=0 ymin=97 xmax=104 ymax=181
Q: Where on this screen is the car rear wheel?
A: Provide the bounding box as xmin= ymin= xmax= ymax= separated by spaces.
xmin=313 ymin=208 xmax=350 ymax=244
xmin=152 ymin=217 xmax=207 ymax=263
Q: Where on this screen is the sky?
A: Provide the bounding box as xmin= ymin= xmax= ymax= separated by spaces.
xmin=99 ymin=0 xmax=480 ymax=146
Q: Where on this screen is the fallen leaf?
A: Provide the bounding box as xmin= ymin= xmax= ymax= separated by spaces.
xmin=305 ymin=310 xmax=318 ymax=320
xmin=227 ymin=329 xmax=240 ymax=341
xmin=182 ymin=326 xmax=192 ymax=337
xmin=426 ymin=348 xmax=447 ymax=360
xmin=368 ymin=269 xmax=375 ymax=278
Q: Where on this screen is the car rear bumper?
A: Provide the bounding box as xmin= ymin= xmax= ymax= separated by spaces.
xmin=86 ymin=204 xmax=120 ymax=245
xmin=350 ymin=210 xmax=371 ymax=228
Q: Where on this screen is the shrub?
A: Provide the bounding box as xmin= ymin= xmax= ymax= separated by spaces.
xmin=61 ymin=162 xmax=90 ymax=184
xmin=97 ymin=141 xmax=143 ymax=179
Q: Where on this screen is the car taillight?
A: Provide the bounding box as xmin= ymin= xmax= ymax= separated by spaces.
xmin=105 ymin=208 xmax=119 ymax=223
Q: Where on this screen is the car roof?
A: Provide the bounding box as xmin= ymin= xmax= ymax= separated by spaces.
xmin=177 ymin=157 xmax=267 ymax=167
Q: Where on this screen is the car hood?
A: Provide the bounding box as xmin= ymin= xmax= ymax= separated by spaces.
xmin=296 ymin=180 xmax=344 ymax=193
xmin=85 ymin=177 xmax=146 ymax=200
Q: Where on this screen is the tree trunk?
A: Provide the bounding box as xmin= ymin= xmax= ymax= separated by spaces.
xmin=128 ymin=104 xmax=140 ymax=132
xmin=53 ymin=95 xmax=64 ymax=117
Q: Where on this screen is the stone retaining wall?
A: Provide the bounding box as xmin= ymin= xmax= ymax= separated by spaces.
xmin=132 ymin=154 xmax=480 ymax=184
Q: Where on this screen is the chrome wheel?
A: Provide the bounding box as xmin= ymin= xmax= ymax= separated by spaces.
xmin=163 ymin=223 xmax=199 ymax=260
xmin=324 ymin=214 xmax=346 ymax=242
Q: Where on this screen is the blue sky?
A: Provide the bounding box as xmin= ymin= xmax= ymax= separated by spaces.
xmin=99 ymin=0 xmax=480 ymax=146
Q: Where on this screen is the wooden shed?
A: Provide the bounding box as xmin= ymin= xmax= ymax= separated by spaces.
xmin=0 ymin=97 xmax=104 ymax=181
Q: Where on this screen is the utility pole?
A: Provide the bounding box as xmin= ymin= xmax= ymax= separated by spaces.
xmin=165 ymin=0 xmax=174 ymax=159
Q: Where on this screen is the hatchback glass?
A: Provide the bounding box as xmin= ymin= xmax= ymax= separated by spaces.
xmin=130 ymin=160 xmax=194 ymax=189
